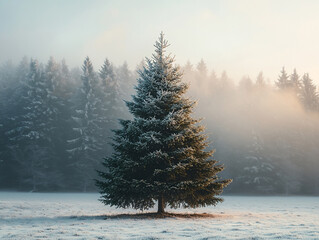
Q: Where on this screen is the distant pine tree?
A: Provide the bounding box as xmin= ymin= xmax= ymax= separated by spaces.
xmin=195 ymin=59 xmax=208 ymax=89
xmin=290 ymin=68 xmax=301 ymax=94
xmin=0 ymin=61 xmax=17 ymax=188
xmin=116 ymin=61 xmax=135 ymax=101
xmin=196 ymin=59 xmax=208 ymax=77
xmin=220 ymin=71 xmax=230 ymax=88
xmin=239 ymin=76 xmax=253 ymax=91
xmin=2 ymin=58 xmax=29 ymax=189
xmin=6 ymin=59 xmax=53 ymax=191
xmin=43 ymin=56 xmax=67 ymax=189
xmin=67 ymin=57 xmax=101 ymax=191
xmin=209 ymin=70 xmax=219 ymax=87
xmin=256 ymin=71 xmax=265 ymax=87
xmin=183 ymin=60 xmax=193 ymax=74
xmin=99 ymin=58 xmax=124 ymax=123
xmin=276 ymin=67 xmax=290 ymax=90
xmin=96 ymin=33 xmax=231 ymax=213
xmin=238 ymin=131 xmax=282 ymax=193
xmin=300 ymin=73 xmax=318 ymax=111
xmin=97 ymin=58 xmax=121 ymax=155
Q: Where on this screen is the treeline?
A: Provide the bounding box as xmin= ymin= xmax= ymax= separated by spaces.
xmin=0 ymin=57 xmax=135 ymax=191
xmin=183 ymin=60 xmax=319 ymax=195
xmin=1 ymin=57 xmax=319 ymax=194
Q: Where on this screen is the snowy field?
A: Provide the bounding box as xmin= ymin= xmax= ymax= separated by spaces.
xmin=0 ymin=192 xmax=318 ymax=239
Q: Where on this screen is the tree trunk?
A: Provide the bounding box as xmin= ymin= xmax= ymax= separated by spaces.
xmin=157 ymin=195 xmax=165 ymax=213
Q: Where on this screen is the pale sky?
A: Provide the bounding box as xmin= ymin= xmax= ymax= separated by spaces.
xmin=1 ymin=0 xmax=319 ymax=84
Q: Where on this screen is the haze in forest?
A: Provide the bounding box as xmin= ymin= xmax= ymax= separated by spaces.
xmin=2 ymin=0 xmax=319 ymax=84
xmin=0 ymin=0 xmax=319 ymax=195
xmin=1 ymin=55 xmax=319 ymax=194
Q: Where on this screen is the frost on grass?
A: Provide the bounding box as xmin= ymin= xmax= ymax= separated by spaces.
xmin=1 ymin=192 xmax=319 ymax=240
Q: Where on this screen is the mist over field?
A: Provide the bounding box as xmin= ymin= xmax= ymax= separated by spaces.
xmin=1 ymin=57 xmax=319 ymax=194
xmin=2 ymin=1 xmax=319 ymax=240
xmin=184 ymin=64 xmax=319 ymax=194
xmin=1 ymin=0 xmax=319 ymax=193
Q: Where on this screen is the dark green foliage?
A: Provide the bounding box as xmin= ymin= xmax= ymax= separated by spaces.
xmin=96 ymin=33 xmax=231 ymax=212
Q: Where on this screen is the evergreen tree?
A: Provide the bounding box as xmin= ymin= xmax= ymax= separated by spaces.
xmin=182 ymin=61 xmax=195 ymax=95
xmin=96 ymin=33 xmax=231 ymax=213
xmin=183 ymin=60 xmax=193 ymax=75
xmin=99 ymin=59 xmax=115 ymax=85
xmin=237 ymin=131 xmax=282 ymax=193
xmin=290 ymin=68 xmax=301 ymax=94
xmin=116 ymin=61 xmax=135 ymax=101
xmin=205 ymin=70 xmax=219 ymax=97
xmin=6 ymin=59 xmax=53 ymax=191
xmin=196 ymin=59 xmax=208 ymax=88
xmin=218 ymin=70 xmax=233 ymax=93
xmin=42 ymin=57 xmax=67 ymax=189
xmin=196 ymin=59 xmax=207 ymax=77
xmin=99 ymin=58 xmax=123 ymax=121
xmin=209 ymin=70 xmax=218 ymax=86
xmin=98 ymin=58 xmax=120 ymax=154
xmin=68 ymin=57 xmax=101 ymax=191
xmin=0 ymin=62 xmax=15 ymax=150
xmin=239 ymin=76 xmax=253 ymax=91
xmin=0 ymin=62 xmax=14 ymax=187
xmin=256 ymin=71 xmax=265 ymax=87
xmin=2 ymin=58 xmax=30 ymax=188
xmin=276 ymin=67 xmax=290 ymax=90
xmin=44 ymin=57 xmax=61 ymax=141
xmin=300 ymin=73 xmax=318 ymax=111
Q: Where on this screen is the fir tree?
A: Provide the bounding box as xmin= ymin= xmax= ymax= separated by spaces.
xmin=290 ymin=68 xmax=301 ymax=94
xmin=116 ymin=61 xmax=135 ymax=101
xmin=205 ymin=70 xmax=220 ymax=96
xmin=6 ymin=59 xmax=52 ymax=191
xmin=219 ymin=70 xmax=232 ymax=90
xmin=196 ymin=59 xmax=207 ymax=77
xmin=209 ymin=70 xmax=218 ymax=86
xmin=276 ymin=67 xmax=290 ymax=90
xmin=99 ymin=58 xmax=123 ymax=120
xmin=182 ymin=61 xmax=196 ymax=95
xmin=300 ymin=73 xmax=318 ymax=111
xmin=196 ymin=59 xmax=208 ymax=88
xmin=96 ymin=33 xmax=231 ymax=213
xmin=239 ymin=76 xmax=253 ymax=91
xmin=97 ymin=58 xmax=120 ymax=155
xmin=238 ymin=131 xmax=282 ymax=193
xmin=183 ymin=60 xmax=193 ymax=75
xmin=256 ymin=71 xmax=265 ymax=87
xmin=68 ymin=57 xmax=101 ymax=191
xmin=2 ymin=58 xmax=29 ymax=188
xmin=0 ymin=63 xmax=13 ymax=186
xmin=42 ymin=57 xmax=66 ymax=189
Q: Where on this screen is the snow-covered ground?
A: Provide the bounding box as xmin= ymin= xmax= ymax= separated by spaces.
xmin=0 ymin=192 xmax=318 ymax=239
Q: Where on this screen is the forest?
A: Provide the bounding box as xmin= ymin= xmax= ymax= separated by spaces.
xmin=0 ymin=56 xmax=318 ymax=194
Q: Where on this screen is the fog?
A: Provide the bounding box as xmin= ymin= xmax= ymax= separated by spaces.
xmin=183 ymin=63 xmax=319 ymax=194
xmin=2 ymin=0 xmax=319 ymax=83
xmin=0 ymin=56 xmax=318 ymax=194
xmin=1 ymin=0 xmax=319 ymax=194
